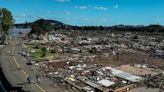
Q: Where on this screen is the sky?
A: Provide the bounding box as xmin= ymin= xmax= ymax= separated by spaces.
xmin=0 ymin=0 xmax=164 ymax=26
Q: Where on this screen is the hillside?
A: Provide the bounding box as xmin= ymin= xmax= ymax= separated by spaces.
xmin=14 ymin=19 xmax=164 ymax=34
xmin=14 ymin=19 xmax=64 ymax=28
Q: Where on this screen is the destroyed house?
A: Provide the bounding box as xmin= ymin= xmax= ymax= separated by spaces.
xmin=103 ymin=67 xmax=143 ymax=83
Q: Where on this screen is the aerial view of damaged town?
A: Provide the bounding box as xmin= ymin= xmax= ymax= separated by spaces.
xmin=0 ymin=0 xmax=164 ymax=92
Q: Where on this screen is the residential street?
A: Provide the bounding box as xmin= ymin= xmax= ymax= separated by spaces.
xmin=0 ymin=38 xmax=67 ymax=92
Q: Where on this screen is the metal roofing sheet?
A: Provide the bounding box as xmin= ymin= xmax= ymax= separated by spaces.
xmin=86 ymin=81 xmax=99 ymax=88
xmin=125 ymin=75 xmax=143 ymax=82
xmin=116 ymin=72 xmax=133 ymax=78
xmin=98 ymin=79 xmax=115 ymax=87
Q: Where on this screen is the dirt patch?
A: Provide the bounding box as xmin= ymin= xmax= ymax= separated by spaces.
xmin=116 ymin=65 xmax=159 ymax=76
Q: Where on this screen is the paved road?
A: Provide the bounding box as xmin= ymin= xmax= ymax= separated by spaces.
xmin=0 ymin=38 xmax=67 ymax=92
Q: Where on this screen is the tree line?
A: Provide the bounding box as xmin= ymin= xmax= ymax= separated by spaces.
xmin=25 ymin=19 xmax=164 ymax=35
xmin=13 ymin=18 xmax=164 ymax=35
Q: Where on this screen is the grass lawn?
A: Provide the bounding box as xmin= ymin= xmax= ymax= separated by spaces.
xmin=31 ymin=49 xmax=42 ymax=60
xmin=30 ymin=48 xmax=54 ymax=61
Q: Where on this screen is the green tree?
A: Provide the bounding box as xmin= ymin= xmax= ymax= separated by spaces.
xmin=0 ymin=8 xmax=14 ymax=34
xmin=31 ymin=23 xmax=44 ymax=35
xmin=0 ymin=8 xmax=14 ymax=44
xmin=42 ymin=47 xmax=47 ymax=57
xmin=30 ymin=19 xmax=55 ymax=35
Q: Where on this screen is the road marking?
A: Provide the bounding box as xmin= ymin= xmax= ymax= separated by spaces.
xmin=12 ymin=46 xmax=46 ymax=92
xmin=12 ymin=56 xmax=21 ymax=68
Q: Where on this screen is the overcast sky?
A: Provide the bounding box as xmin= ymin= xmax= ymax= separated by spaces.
xmin=0 ymin=0 xmax=164 ymax=26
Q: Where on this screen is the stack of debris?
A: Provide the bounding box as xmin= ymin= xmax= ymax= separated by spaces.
xmin=143 ymin=73 xmax=164 ymax=91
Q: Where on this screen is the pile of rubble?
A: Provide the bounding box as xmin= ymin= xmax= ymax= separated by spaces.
xmin=143 ymin=73 xmax=164 ymax=91
xmin=35 ymin=61 xmax=144 ymax=92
